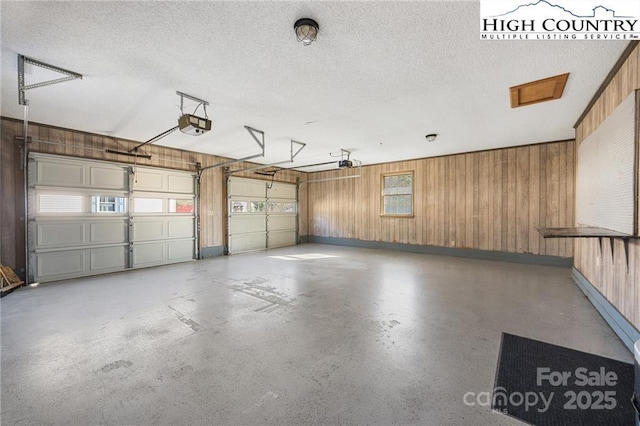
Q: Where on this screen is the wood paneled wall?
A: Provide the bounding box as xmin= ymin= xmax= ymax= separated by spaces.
xmin=0 ymin=118 xmax=307 ymax=276
xmin=307 ymin=140 xmax=575 ymax=258
xmin=574 ymin=43 xmax=640 ymax=331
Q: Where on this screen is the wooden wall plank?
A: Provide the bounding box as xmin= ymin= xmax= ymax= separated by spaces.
xmin=465 ymin=153 xmax=475 ymax=249
xmin=528 ymin=145 xmax=540 ymax=254
xmin=447 ymin=157 xmax=456 ymax=247
xmin=478 ymin=151 xmax=490 ymax=251
xmin=506 ymin=148 xmax=517 ymax=253
xmin=501 ymin=150 xmax=509 ymax=251
xmin=492 ymin=150 xmax=503 ymax=252
xmin=455 ymin=155 xmax=466 ymax=248
xmin=546 ymin=143 xmax=560 ymax=256
xmin=516 ymin=147 xmax=529 ymax=253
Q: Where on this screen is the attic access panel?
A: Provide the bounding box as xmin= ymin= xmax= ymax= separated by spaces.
xmin=509 ymin=73 xmax=569 ymax=108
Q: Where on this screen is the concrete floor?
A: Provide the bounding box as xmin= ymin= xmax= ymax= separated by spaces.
xmin=1 ymin=244 xmax=632 ymax=425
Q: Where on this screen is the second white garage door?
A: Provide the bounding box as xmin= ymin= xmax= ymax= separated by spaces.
xmin=227 ymin=177 xmax=297 ymax=254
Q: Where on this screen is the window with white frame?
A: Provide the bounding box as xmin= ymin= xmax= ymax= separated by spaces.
xmin=91 ymin=196 xmax=126 ymax=213
xmin=381 ymin=171 xmax=414 ymax=217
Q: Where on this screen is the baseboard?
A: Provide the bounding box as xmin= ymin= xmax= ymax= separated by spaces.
xmin=305 ymin=236 xmax=573 ymax=267
xmin=572 ymin=268 xmax=640 ymax=353
xmin=199 ymin=246 xmax=225 ymax=259
xmin=299 ymin=235 xmax=309 ymax=244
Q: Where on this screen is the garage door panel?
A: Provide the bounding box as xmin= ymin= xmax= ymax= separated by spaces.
xmin=230 ymin=215 xmax=267 ymax=234
xmin=132 ymin=218 xmax=194 ymax=241
xmin=168 ymin=175 xmax=194 ymax=193
xmin=133 ymin=170 xmax=164 ymax=191
xmin=133 ymin=240 xmax=194 ymax=266
xmin=168 ymin=219 xmax=194 ymax=239
xmin=90 ymin=221 xmax=128 ymax=244
xmin=35 ymin=246 xmax=128 ymax=281
xmin=36 ymin=250 xmax=85 ymax=279
xmin=168 ymin=240 xmax=195 ymax=260
xmin=90 ymin=167 xmax=128 ymax=189
xmin=133 ymin=243 xmax=165 ymax=265
xmin=89 ymin=247 xmax=128 ymax=271
xmin=132 ymin=220 xmax=165 ymax=241
xmin=133 ymin=170 xmax=195 ymax=194
xmin=32 ymin=156 xmax=129 ymax=191
xmin=267 ymin=183 xmax=296 ymax=199
xmin=35 ymin=220 xmax=127 ymax=249
xmin=229 ymin=233 xmax=266 ymax=253
xmin=228 ymin=178 xmax=266 ymax=198
xmin=36 ymin=222 xmax=85 ymax=248
xmin=268 ymin=215 xmax=296 ymax=231
xmin=36 ymin=161 xmax=85 ymax=187
xmin=268 ymin=231 xmax=297 ymax=248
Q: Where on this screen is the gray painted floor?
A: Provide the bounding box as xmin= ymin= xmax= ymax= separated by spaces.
xmin=1 ymin=244 xmax=632 ymax=425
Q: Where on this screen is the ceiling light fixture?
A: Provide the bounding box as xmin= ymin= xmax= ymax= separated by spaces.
xmin=425 ymin=133 xmax=438 ymax=142
xmin=294 ymin=18 xmax=319 ymax=46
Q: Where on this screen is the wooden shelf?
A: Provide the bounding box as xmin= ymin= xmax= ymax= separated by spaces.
xmin=539 ymin=227 xmax=639 ymax=269
xmin=538 ymin=227 xmax=635 ymax=239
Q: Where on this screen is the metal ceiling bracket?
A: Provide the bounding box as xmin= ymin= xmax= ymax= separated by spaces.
xmin=176 ymin=91 xmax=209 ymax=107
xmin=18 ymin=55 xmax=82 ymax=105
xmin=17 ymin=54 xmax=81 ymax=286
xmin=228 ymin=140 xmax=307 ymax=175
xmin=245 ymin=126 xmax=265 ymax=155
xmin=177 ymin=91 xmax=209 ymax=116
xmin=291 ymin=140 xmax=306 ymax=161
xmin=198 ymin=126 xmax=267 ymax=176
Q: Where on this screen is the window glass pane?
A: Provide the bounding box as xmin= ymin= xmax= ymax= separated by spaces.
xmin=268 ymin=202 xmax=282 ymax=213
xmin=39 ymin=194 xmax=83 ymax=213
xmin=91 ymin=196 xmax=126 ymax=213
xmin=282 ymin=202 xmax=297 ymax=213
xmin=134 ymin=198 xmax=163 ymax=213
xmin=382 ymin=173 xmax=413 ymax=216
xmin=250 ymin=201 xmax=265 ymax=213
xmin=231 ymin=201 xmax=248 ymax=213
xmin=169 ymin=199 xmax=194 ymax=213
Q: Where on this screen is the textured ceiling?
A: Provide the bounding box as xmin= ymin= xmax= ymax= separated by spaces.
xmin=0 ymin=1 xmax=628 ymax=171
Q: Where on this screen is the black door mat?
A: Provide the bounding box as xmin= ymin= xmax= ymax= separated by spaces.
xmin=492 ymin=333 xmax=635 ymax=425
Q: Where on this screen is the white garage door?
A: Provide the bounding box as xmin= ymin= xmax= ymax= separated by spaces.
xmin=28 ymin=153 xmax=196 ymax=283
xmin=227 ymin=177 xmax=297 ymax=254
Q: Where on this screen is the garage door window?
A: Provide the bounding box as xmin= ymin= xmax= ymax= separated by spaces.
xmin=231 ymin=201 xmax=248 ymax=213
xmin=134 ymin=198 xmax=163 ymax=213
xmin=251 ymin=201 xmax=265 ymax=213
xmin=91 ymin=196 xmax=126 ymax=213
xmin=38 ymin=194 xmax=83 ymax=213
xmin=266 ymin=202 xmax=297 ymax=214
xmin=169 ymin=199 xmax=194 ymax=213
